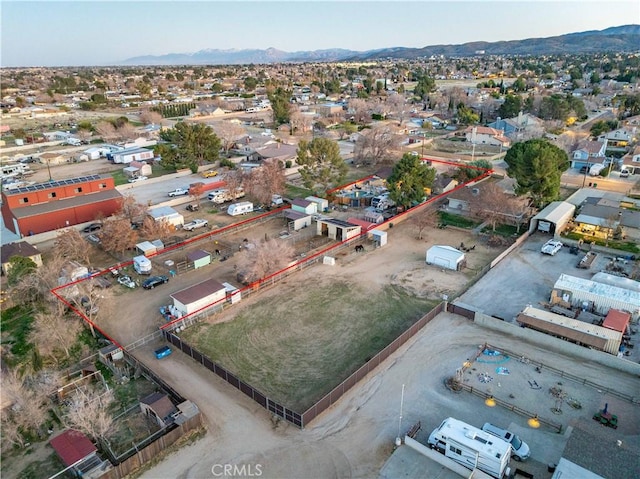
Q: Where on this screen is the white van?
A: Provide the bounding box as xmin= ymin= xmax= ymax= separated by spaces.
xmin=482 ymin=423 xmax=530 ymax=461
xmin=227 ymin=201 xmax=254 ymax=216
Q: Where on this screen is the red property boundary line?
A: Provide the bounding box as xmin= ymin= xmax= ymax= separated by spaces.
xmin=51 ymin=157 xmax=492 ymax=386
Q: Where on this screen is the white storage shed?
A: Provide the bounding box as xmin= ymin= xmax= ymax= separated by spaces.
xmin=291 ymin=198 xmax=317 ymax=215
xmin=283 ymin=209 xmax=312 ymax=231
xmin=426 ymin=245 xmax=466 ymax=271
xmin=136 ymin=241 xmax=157 ymax=256
xmin=305 ymin=196 xmax=329 ymax=213
xmin=222 ymin=282 xmax=242 ymax=304
xmin=171 ymin=278 xmax=226 ymax=317
xmin=148 ymin=206 xmax=184 ymax=228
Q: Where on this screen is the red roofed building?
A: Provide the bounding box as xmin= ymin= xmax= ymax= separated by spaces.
xmin=1 ymin=174 xmax=122 ymax=236
xmin=602 ymin=309 xmax=631 ymax=334
xmin=49 ymin=429 xmax=108 ymax=476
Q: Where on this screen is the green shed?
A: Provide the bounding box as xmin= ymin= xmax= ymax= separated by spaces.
xmin=187 ymin=249 xmax=211 ymax=269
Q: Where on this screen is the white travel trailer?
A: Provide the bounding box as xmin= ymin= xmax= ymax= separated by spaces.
xmin=133 ymin=255 xmax=152 ymax=275
xmin=227 ymin=201 xmax=254 ymax=216
xmin=427 ymin=417 xmax=512 ymax=479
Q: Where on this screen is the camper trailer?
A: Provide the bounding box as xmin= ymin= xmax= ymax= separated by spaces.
xmin=371 ymin=193 xmax=395 ymax=212
xmin=133 ymin=255 xmax=152 ymax=275
xmin=227 ymin=202 xmax=254 ymax=216
xmin=427 ymin=417 xmax=512 ymax=479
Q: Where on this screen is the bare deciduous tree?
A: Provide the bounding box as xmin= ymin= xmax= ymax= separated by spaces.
xmin=55 ymin=229 xmax=92 ymax=266
xmin=139 ymin=216 xmax=172 ymax=241
xmin=116 ymin=122 xmax=138 ymax=141
xmin=237 ymin=238 xmax=295 ymax=284
xmin=139 ymin=109 xmax=163 ymax=125
xmin=95 ymin=121 xmax=118 ymax=142
xmin=386 ymin=93 xmax=407 ymax=124
xmin=348 ymin=98 xmax=371 ymax=124
xmin=469 ymin=183 xmax=526 ymax=232
xmin=12 ymin=252 xmax=66 ymax=306
xmin=29 ymin=305 xmax=82 ymax=362
xmin=99 ymin=217 xmax=139 ymax=256
xmin=412 ymin=206 xmax=438 ymax=240
xmin=215 ymin=121 xmax=245 ymax=153
xmin=119 ymin=194 xmax=147 ymax=224
xmin=188 ymin=182 xmax=205 ymax=208
xmin=224 ymin=169 xmax=245 ymax=198
xmin=64 ymin=387 xmax=115 ymax=445
xmin=353 ymin=125 xmax=401 ymax=166
xmin=244 ymin=159 xmax=286 ymax=205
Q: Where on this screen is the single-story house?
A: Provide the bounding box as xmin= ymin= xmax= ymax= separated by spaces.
xmin=148 ymin=206 xmax=184 ymax=228
xmin=123 ymin=160 xmax=152 ymax=178
xmin=140 ymin=392 xmax=177 ymax=428
xmin=487 ymin=112 xmax=544 ymax=139
xmin=316 ymin=218 xmax=361 ymax=241
xmin=464 ymin=126 xmax=510 ymax=147
xmin=171 ymin=278 xmax=226 ymax=317
xmin=529 ymin=201 xmax=576 ymax=235
xmin=283 ymin=209 xmax=312 ymax=231
xmin=1 ymin=241 xmax=42 ymax=275
xmin=426 ymin=245 xmax=466 ymax=271
xmin=291 ymin=198 xmax=317 ymax=215
xmin=432 ymin=176 xmax=459 ymax=195
xmin=187 ymin=249 xmax=212 ymax=269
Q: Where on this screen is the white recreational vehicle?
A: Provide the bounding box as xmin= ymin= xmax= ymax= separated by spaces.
xmin=227 ymin=201 xmax=254 ymax=216
xmin=427 ymin=417 xmax=512 ymax=479
xmin=133 ymin=255 xmax=152 ymax=275
xmin=371 ymin=192 xmax=395 ymax=212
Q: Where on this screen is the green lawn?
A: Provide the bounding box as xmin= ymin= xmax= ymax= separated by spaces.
xmin=0 ymin=305 xmax=35 ymax=366
xmin=285 ymin=183 xmax=314 ymax=199
xmin=438 ymin=211 xmax=481 ymax=229
xmin=482 ymin=223 xmax=520 ymax=237
xmin=181 ymin=282 xmax=437 ymax=412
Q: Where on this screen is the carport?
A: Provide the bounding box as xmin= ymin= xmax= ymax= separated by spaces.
xmin=529 ymin=201 xmax=575 ymax=235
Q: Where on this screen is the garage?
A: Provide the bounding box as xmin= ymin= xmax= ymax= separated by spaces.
xmin=529 ymin=201 xmax=576 ymax=235
xmin=148 ymin=206 xmax=184 ymax=229
xmin=426 ymin=245 xmax=466 ymax=271
xmin=171 ymin=278 xmax=227 ymax=317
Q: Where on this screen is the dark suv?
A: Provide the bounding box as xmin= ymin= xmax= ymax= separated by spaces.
xmin=142 ymin=275 xmax=169 ymax=289
xmin=82 ymin=223 xmax=102 ymax=233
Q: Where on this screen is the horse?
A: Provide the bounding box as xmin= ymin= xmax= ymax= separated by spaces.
xmin=355 ymin=245 xmax=365 ymax=253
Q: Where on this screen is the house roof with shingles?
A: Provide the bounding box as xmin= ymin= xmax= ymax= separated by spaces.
xmin=1 ymin=241 xmax=41 ymax=263
xmin=573 ymin=139 xmax=606 ymax=155
xmin=561 ymin=419 xmax=640 ymax=479
xmin=140 ymin=392 xmax=177 ymax=420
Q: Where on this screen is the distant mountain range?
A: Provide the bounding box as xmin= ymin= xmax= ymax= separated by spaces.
xmin=121 ymin=25 xmax=640 ymax=65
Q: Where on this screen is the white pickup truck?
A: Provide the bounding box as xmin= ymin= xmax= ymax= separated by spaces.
xmin=168 ymin=187 xmax=189 ymax=197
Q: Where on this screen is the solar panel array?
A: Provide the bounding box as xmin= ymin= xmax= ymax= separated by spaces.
xmin=8 ymin=175 xmax=102 ymax=194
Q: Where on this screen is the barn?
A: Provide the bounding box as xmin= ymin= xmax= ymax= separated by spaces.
xmin=316 ymin=218 xmax=361 ymax=241
xmin=426 ymin=245 xmax=466 ymax=271
xmin=171 ymin=278 xmax=226 ymax=317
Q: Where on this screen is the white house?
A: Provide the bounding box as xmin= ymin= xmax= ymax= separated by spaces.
xmin=171 ymin=278 xmax=227 ymax=317
xmin=598 ymin=128 xmax=635 ymax=147
xmin=621 ymin=145 xmax=640 ymax=175
xmin=464 ymin=126 xmax=510 ymax=147
xmin=107 ymin=146 xmax=155 ymax=164
xmin=426 ymin=245 xmax=466 ymax=271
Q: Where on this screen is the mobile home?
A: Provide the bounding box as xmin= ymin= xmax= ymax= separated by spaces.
xmin=227 ymin=201 xmax=254 ymax=216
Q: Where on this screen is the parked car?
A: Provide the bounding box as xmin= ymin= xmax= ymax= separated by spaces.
xmin=86 ymin=234 xmax=101 ymax=244
xmin=620 ymin=169 xmax=630 ymax=178
xmin=541 ymin=239 xmax=563 ymax=256
xmin=154 ymin=345 xmax=172 ymax=359
xmin=201 ymin=170 xmax=219 ymax=178
xmin=183 ymin=219 xmax=208 ymax=231
xmin=82 ymin=223 xmax=102 ymax=233
xmin=117 ymin=275 xmax=137 ymax=288
xmin=168 ymin=187 xmax=189 ymax=197
xmin=185 ymin=203 xmax=200 ymax=212
xmin=128 ymin=176 xmax=148 ymax=183
xmin=142 ymin=275 xmax=169 ymax=289
xmin=482 ymin=423 xmax=530 ymax=461
xmin=579 ymin=166 xmax=589 ymax=174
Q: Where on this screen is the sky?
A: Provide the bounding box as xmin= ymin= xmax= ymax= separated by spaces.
xmin=1 ymin=1 xmax=639 ymax=67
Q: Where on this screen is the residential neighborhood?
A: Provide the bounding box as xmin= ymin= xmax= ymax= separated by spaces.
xmin=1 ymin=14 xmax=640 ymax=479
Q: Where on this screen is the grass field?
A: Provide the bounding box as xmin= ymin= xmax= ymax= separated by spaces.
xmin=181 ymin=281 xmax=438 ymax=412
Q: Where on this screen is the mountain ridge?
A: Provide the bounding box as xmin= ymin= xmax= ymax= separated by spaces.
xmin=121 ymin=25 xmax=640 ymax=65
